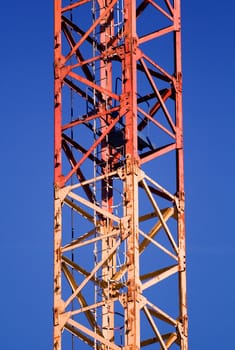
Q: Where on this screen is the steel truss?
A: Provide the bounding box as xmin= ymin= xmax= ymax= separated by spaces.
xmin=54 ymin=0 xmax=188 ymax=349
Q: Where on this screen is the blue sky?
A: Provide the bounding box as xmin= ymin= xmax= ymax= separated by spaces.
xmin=0 ymin=1 xmax=234 ymax=349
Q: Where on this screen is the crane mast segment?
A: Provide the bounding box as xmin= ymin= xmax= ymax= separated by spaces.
xmin=54 ymin=0 xmax=188 ymax=349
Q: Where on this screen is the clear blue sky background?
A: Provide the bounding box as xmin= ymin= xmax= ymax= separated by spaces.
xmin=0 ymin=1 xmax=234 ymax=349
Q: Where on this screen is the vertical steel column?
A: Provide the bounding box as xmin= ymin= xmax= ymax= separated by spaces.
xmin=122 ymin=1 xmax=140 ymax=348
xmin=175 ymin=1 xmax=188 ymax=348
xmin=53 ymin=1 xmax=62 ymax=349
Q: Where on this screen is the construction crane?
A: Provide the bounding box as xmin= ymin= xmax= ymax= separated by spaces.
xmin=53 ymin=1 xmax=188 ymax=349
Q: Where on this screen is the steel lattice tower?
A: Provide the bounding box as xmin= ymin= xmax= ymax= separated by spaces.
xmin=53 ymin=1 xmax=188 ymax=349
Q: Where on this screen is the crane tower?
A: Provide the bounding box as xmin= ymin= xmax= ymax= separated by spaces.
xmin=53 ymin=0 xmax=188 ymax=349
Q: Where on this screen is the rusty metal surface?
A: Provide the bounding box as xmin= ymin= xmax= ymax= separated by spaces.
xmin=54 ymin=0 xmax=188 ymax=349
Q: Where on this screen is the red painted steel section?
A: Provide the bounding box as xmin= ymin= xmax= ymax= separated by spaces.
xmin=54 ymin=0 xmax=62 ymax=187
